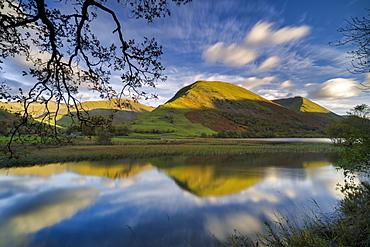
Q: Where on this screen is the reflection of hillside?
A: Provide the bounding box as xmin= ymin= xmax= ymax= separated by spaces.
xmin=0 ymin=161 xmax=153 ymax=179
xmin=154 ymin=155 xmax=264 ymax=197
xmin=0 ymin=163 xmax=68 ymax=177
xmin=0 ymin=153 xmax=338 ymax=198
xmin=67 ymin=161 xmax=153 ymax=179
xmin=303 ymin=161 xmax=331 ymax=168
xmin=164 ymin=165 xmax=262 ymax=197
xmin=153 ymin=153 xmax=337 ymax=197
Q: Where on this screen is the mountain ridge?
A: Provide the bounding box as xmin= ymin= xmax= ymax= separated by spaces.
xmin=0 ymin=81 xmax=341 ymax=137
xmin=0 ymin=99 xmax=154 ymax=127
xmin=130 ymin=81 xmax=339 ymax=137
xmin=273 ymin=96 xmax=342 ymax=124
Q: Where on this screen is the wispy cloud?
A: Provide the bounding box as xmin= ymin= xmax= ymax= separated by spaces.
xmin=279 ymin=80 xmax=294 ymax=89
xmin=241 ymin=76 xmax=276 ymax=90
xmin=258 ymin=56 xmax=281 ymax=70
xmin=245 ymin=22 xmax=310 ymax=44
xmin=202 ymin=42 xmax=257 ymax=67
xmin=191 ymin=73 xmax=276 ymax=90
xmin=202 ymin=21 xmax=310 ymax=71
xmin=192 ymin=74 xmax=250 ymax=85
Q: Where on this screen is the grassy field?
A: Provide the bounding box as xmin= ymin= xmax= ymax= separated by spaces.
xmin=0 ymin=139 xmax=340 ymax=167
xmin=128 ymin=104 xmax=217 ymax=136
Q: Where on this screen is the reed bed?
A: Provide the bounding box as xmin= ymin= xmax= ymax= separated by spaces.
xmin=0 ymin=142 xmax=340 ymax=167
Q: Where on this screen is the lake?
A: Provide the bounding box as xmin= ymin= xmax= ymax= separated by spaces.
xmin=0 ymin=152 xmax=345 ymax=247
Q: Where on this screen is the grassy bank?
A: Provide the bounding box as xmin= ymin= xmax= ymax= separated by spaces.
xmin=0 ymin=140 xmax=339 ymax=167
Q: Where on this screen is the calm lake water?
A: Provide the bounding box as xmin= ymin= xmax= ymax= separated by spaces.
xmin=0 ymin=153 xmax=345 ymax=247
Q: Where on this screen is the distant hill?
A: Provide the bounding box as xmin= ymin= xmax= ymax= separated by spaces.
xmin=57 ymin=99 xmax=154 ymax=126
xmin=273 ymin=96 xmax=342 ymax=125
xmin=129 ymin=81 xmax=337 ymax=137
xmin=0 ymin=99 xmax=154 ymax=127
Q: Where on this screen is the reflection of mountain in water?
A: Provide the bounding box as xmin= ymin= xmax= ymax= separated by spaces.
xmin=68 ymin=160 xmax=152 ymax=179
xmin=0 ymin=160 xmax=152 ymax=179
xmin=168 ymin=166 xmax=262 ymax=197
xmin=152 ymin=153 xmax=338 ymax=197
xmin=0 ymin=153 xmax=338 ymax=198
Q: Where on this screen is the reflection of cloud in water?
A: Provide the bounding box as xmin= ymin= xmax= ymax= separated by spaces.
xmin=73 ymin=177 xmax=87 ymax=185
xmin=205 ymin=213 xmax=262 ymax=240
xmin=0 ymin=188 xmax=98 ymax=247
xmin=0 ymin=154 xmax=349 ymax=246
xmin=118 ymin=176 xmax=140 ymax=188
xmin=240 ymin=187 xmax=280 ymax=203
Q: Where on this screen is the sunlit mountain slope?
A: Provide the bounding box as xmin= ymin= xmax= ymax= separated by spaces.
xmin=273 ymin=96 xmax=342 ymax=123
xmin=130 ymin=81 xmax=336 ymax=137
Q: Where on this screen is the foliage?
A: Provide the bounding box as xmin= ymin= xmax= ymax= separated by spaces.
xmin=0 ymin=0 xmax=191 ymax=156
xmin=348 ymin=104 xmax=370 ymax=118
xmin=113 ymin=125 xmax=132 ymax=136
xmin=338 ymin=182 xmax=370 ymax=246
xmin=327 ymin=104 xmax=370 ymax=173
xmin=326 ymin=115 xmax=368 ymax=143
xmin=95 ymin=126 xmax=113 ymax=145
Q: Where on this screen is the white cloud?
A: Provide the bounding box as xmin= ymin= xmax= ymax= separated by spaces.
xmin=193 ymin=74 xmax=276 ymax=91
xmin=75 ymin=92 xmax=91 ymax=101
xmin=279 ymin=80 xmax=294 ymax=89
xmin=258 ymin=56 xmax=281 ymax=70
xmin=205 ymin=213 xmax=262 ymax=240
xmin=192 ymin=74 xmax=205 ymax=82
xmin=202 ymin=42 xmax=257 ymax=66
xmin=271 ymin=25 xmax=311 ymax=44
xmin=245 ymin=22 xmax=273 ymax=44
xmin=193 ymin=74 xmax=250 ymax=85
xmin=241 ymin=76 xmax=276 ymax=90
xmin=245 ymin=21 xmax=310 ymax=44
xmin=305 ymin=78 xmax=361 ymax=99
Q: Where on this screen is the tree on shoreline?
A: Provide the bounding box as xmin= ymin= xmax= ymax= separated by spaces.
xmin=326 ymin=104 xmax=370 ymax=173
xmin=0 ymin=0 xmax=191 ymax=156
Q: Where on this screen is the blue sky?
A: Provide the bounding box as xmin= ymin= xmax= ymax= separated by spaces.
xmin=1 ymin=0 xmax=369 ymax=114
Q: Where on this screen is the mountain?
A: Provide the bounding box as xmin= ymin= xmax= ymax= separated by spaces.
xmin=0 ymin=99 xmax=154 ymax=127
xmin=129 ymin=81 xmax=338 ymax=137
xmin=0 ymin=82 xmax=340 ymax=137
xmin=273 ymin=96 xmax=342 ymax=125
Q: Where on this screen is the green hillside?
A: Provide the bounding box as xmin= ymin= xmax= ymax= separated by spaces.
xmin=129 ymin=81 xmax=335 ymax=137
xmin=56 ymin=99 xmax=154 ymax=127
